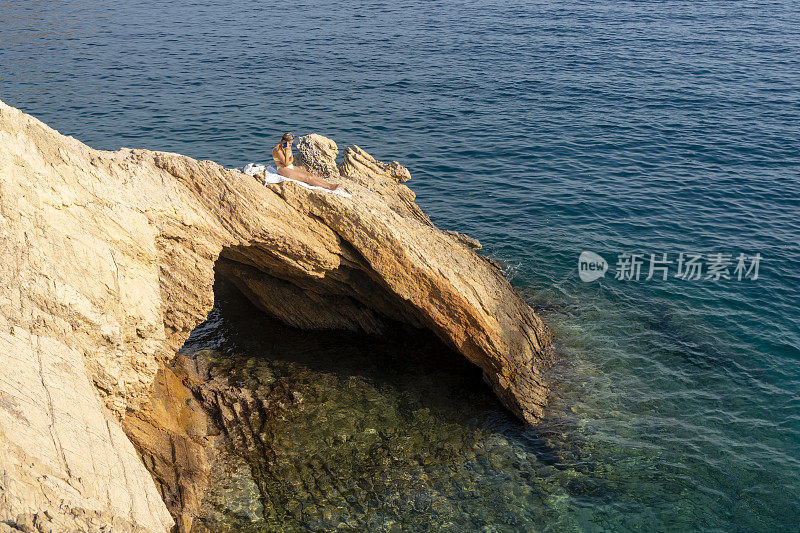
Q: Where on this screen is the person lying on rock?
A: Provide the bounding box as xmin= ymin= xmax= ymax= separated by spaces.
xmin=272 ymin=132 xmax=339 ymax=190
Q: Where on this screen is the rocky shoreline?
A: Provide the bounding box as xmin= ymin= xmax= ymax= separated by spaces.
xmin=0 ymin=100 xmax=550 ymax=531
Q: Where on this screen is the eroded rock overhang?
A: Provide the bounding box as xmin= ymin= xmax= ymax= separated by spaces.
xmin=154 ymin=133 xmax=552 ymax=424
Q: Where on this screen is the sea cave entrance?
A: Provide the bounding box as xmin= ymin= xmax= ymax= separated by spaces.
xmin=173 ymin=254 xmax=527 ymax=531
xmin=126 ymin=249 xmax=558 ymax=532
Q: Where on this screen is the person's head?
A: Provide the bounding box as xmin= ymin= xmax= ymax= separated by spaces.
xmin=281 ymin=132 xmax=294 ymax=146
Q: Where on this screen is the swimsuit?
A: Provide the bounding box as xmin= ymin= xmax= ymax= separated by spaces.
xmin=274 ymin=150 xmax=293 ymax=170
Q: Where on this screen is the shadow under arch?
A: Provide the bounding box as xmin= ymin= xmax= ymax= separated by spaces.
xmin=127 ymin=251 xmax=562 ymax=532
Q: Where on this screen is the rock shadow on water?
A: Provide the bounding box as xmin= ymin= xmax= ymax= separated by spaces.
xmin=181 ymin=280 xmax=572 ymax=532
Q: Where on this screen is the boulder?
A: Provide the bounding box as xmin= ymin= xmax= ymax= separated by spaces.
xmin=294 ymin=133 xmax=339 ymax=178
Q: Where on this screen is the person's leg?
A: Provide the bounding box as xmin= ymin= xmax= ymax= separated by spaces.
xmin=297 ymin=168 xmax=339 ymax=190
xmin=278 ymin=166 xmax=338 ymax=190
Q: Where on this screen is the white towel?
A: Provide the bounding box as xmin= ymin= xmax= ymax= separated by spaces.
xmin=239 ymin=163 xmax=350 ymax=197
xmin=242 ymin=162 xmax=270 ymax=175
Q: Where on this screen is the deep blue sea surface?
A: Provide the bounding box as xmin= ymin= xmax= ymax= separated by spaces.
xmin=2 ymin=1 xmax=799 ymax=530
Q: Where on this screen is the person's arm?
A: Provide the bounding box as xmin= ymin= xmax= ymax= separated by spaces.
xmin=284 ymin=143 xmax=293 ymax=165
xmin=274 ymin=144 xmax=288 ymax=166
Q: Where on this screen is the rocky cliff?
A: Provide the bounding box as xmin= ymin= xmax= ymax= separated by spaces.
xmin=0 ymin=100 xmax=550 ymax=532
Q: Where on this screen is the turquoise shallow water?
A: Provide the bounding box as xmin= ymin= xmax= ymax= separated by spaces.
xmin=2 ymin=0 xmax=799 ymax=530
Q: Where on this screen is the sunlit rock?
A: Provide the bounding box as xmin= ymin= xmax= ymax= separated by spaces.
xmin=0 ymin=99 xmax=551 ymax=531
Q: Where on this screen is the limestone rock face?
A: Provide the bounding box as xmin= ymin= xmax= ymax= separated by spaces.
xmin=336 ymin=145 xmax=431 ymax=224
xmin=0 ymin=326 xmax=172 ymax=533
xmin=121 ymin=358 xmax=211 ymax=533
xmin=0 ymin=100 xmax=550 ymax=531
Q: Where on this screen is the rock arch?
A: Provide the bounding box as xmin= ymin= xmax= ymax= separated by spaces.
xmin=0 ymin=101 xmax=550 ymax=531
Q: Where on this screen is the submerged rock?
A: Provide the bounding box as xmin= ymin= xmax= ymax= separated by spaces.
xmin=0 ymin=100 xmax=551 ymax=531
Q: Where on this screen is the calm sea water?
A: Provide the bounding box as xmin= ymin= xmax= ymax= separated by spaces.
xmin=2 ymin=0 xmax=799 ymax=530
